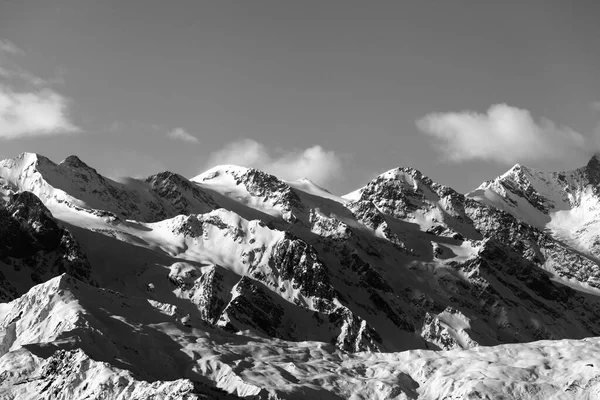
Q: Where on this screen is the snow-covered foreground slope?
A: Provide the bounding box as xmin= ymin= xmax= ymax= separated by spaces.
xmin=4 ymin=152 xmax=600 ymax=398
xmin=2 ymin=275 xmax=600 ymax=400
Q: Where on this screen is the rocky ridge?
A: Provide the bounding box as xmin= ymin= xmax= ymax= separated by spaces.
xmin=3 ymin=153 xmax=600 ymax=398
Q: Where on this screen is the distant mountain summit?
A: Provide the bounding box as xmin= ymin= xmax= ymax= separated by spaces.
xmin=3 ymin=152 xmax=600 ymax=398
xmin=469 ymin=154 xmax=600 ymax=261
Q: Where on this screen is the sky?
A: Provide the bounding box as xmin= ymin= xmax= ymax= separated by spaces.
xmin=1 ymin=0 xmax=600 ymax=195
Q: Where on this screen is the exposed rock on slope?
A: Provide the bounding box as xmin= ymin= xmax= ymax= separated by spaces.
xmin=0 ymin=191 xmax=92 ymax=301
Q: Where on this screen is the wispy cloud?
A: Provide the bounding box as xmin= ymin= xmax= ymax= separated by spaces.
xmin=591 ymin=101 xmax=600 ymax=112
xmin=204 ymin=139 xmax=343 ymax=186
xmin=0 ymin=86 xmax=80 ymax=139
xmin=416 ymin=104 xmax=590 ymax=165
xmin=0 ymin=40 xmax=23 ymax=55
xmin=167 ymin=127 xmax=199 ymax=143
xmin=0 ymin=66 xmax=54 ymax=86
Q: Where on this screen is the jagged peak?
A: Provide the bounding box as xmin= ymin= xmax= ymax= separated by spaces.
xmin=194 ymin=164 xmax=294 ymax=193
xmin=343 ymin=166 xmax=449 ymax=201
xmin=380 ymin=166 xmax=424 ymax=179
xmin=586 ymin=153 xmax=600 ymax=170
xmin=59 ymin=155 xmax=107 ymax=180
xmin=146 ymin=170 xmax=187 ymax=183
xmin=60 ymin=155 xmax=90 ymax=169
xmin=487 ymin=163 xmax=539 ymax=188
xmin=504 ymin=163 xmax=530 ymax=176
xmin=372 ymin=167 xmax=438 ymax=190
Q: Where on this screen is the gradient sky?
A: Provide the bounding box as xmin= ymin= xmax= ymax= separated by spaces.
xmin=1 ymin=0 xmax=600 ymax=194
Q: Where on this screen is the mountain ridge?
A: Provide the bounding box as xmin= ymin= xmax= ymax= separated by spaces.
xmin=4 ymin=152 xmax=600 ymax=398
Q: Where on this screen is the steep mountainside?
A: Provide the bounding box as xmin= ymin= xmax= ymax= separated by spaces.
xmin=3 ymin=152 xmax=600 ymax=398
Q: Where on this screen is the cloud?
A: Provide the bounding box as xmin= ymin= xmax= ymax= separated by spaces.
xmin=167 ymin=127 xmax=199 ymax=143
xmin=416 ymin=104 xmax=589 ymax=165
xmin=0 ymin=86 xmax=80 ymax=139
xmin=204 ymin=139 xmax=343 ymax=185
xmin=591 ymin=101 xmax=600 ymax=112
xmin=0 ymin=40 xmax=23 ymax=55
xmin=0 ymin=39 xmax=78 ymax=139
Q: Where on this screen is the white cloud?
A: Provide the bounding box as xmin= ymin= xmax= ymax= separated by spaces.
xmin=416 ymin=104 xmax=589 ymax=165
xmin=0 ymin=40 xmax=23 ymax=55
xmin=167 ymin=127 xmax=199 ymax=143
xmin=0 ymin=39 xmax=78 ymax=139
xmin=0 ymin=86 xmax=80 ymax=139
xmin=205 ymin=139 xmax=343 ymax=185
xmin=591 ymin=101 xmax=600 ymax=112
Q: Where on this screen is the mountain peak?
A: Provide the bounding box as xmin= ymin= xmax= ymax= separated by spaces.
xmin=586 ymin=153 xmax=600 ymax=169
xmin=0 ymin=153 xmax=56 ymax=177
xmin=60 ymin=155 xmax=91 ymax=169
xmin=584 ymin=153 xmax=600 ymax=186
xmin=505 ymin=163 xmax=530 ymax=174
xmin=16 ymin=152 xmax=54 ymax=167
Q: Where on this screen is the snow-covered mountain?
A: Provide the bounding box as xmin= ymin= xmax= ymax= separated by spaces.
xmin=469 ymin=155 xmax=600 ymax=288
xmin=3 ymin=152 xmax=600 ymax=398
xmin=0 ymin=153 xmax=217 ymax=223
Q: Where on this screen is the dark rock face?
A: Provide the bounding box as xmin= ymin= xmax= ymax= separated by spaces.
xmin=0 ymin=191 xmax=93 ymax=301
xmin=585 ymin=154 xmax=600 ymax=187
xmin=189 ymin=265 xmax=235 ymax=324
xmin=230 ymin=168 xmax=304 ymax=222
xmin=0 ymin=191 xmax=62 ymax=256
xmin=270 ymin=234 xmax=336 ymax=309
xmin=213 ymin=275 xmax=383 ymax=352
xmin=217 ymin=276 xmax=286 ymax=338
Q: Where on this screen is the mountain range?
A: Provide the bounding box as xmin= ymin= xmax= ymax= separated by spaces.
xmin=2 ymin=152 xmax=600 ymax=399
